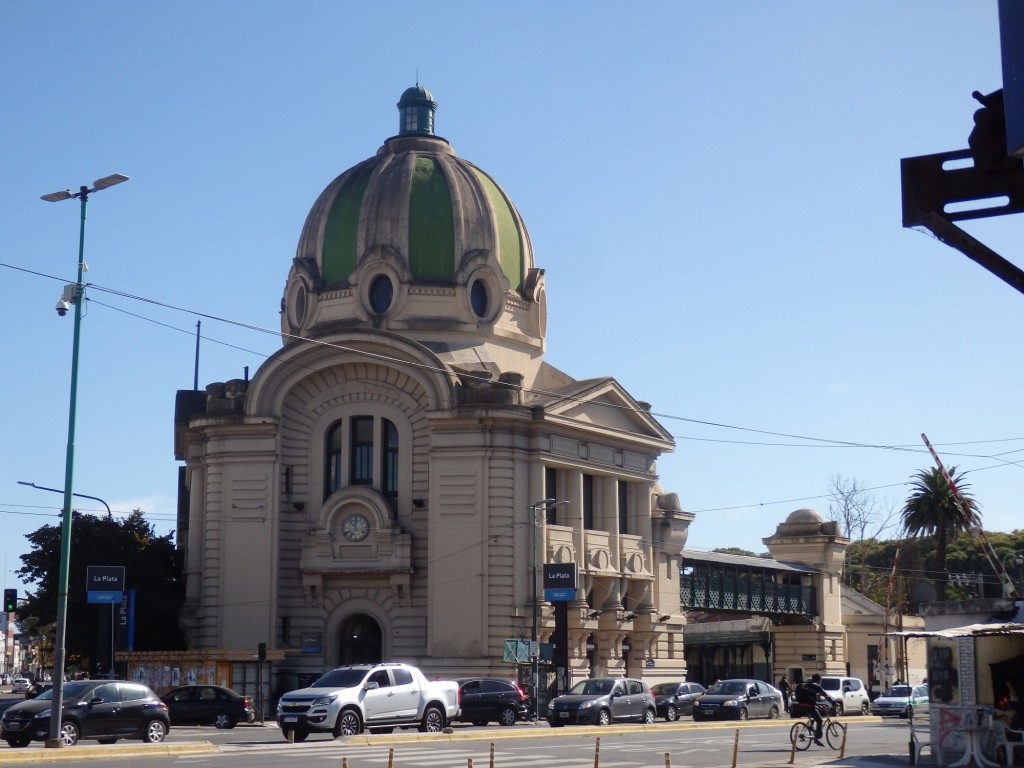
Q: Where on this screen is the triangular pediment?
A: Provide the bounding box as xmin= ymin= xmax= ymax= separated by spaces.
xmin=535 ymin=377 xmax=673 ymax=444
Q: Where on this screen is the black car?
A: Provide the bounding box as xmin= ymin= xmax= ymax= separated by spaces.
xmin=0 ymin=679 xmax=170 ymax=747
xmin=455 ymin=678 xmax=530 ymax=726
xmin=692 ymin=679 xmax=784 ymax=721
xmin=161 ymin=685 xmax=256 ymax=729
xmin=650 ymin=681 xmax=706 ymax=721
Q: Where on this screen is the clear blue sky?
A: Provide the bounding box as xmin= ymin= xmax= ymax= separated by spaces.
xmin=3 ymin=3 xmax=1021 ymax=593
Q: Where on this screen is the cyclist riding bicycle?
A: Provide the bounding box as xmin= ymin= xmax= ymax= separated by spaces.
xmin=792 ymin=673 xmax=837 ymax=746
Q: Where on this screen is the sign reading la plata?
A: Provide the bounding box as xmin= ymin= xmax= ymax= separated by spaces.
xmin=86 ymin=565 xmax=125 ymax=604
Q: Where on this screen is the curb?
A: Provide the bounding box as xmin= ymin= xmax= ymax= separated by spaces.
xmin=0 ymin=741 xmax=218 ymax=763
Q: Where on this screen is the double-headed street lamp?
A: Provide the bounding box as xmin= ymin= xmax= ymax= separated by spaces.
xmin=40 ymin=173 xmax=128 ymax=748
xmin=529 ymin=497 xmax=567 ymax=721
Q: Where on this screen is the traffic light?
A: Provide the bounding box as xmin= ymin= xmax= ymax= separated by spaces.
xmin=3 ymin=588 xmax=16 ymax=613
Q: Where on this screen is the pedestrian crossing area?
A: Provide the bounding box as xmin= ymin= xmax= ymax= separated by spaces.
xmin=181 ymin=742 xmax=638 ymax=766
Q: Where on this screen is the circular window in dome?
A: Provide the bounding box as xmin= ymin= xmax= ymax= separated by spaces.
xmin=470 ymin=279 xmax=489 ymax=318
xmin=369 ymin=274 xmax=394 ymax=314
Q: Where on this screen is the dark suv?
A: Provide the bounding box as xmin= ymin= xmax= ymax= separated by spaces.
xmin=0 ymin=680 xmax=170 ymax=747
xmin=455 ymin=678 xmax=530 ymax=726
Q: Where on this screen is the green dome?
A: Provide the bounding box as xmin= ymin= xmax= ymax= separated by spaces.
xmin=294 ymin=87 xmax=531 ymax=292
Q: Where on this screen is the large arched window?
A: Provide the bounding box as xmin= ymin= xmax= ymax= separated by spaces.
xmin=324 ymin=416 xmax=401 ymax=500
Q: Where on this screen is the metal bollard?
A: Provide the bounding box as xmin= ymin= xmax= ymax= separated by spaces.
xmin=594 ymin=736 xmax=601 ymax=768
xmin=839 ymin=724 xmax=848 ymax=759
xmin=468 ymin=758 xmax=473 ymax=768
xmin=788 ymin=728 xmax=798 ymax=764
xmin=490 ymin=742 xmax=495 ymax=768
xmin=342 ymin=758 xmax=348 ymax=768
xmin=731 ymin=729 xmax=740 ymax=768
xmin=388 ymin=747 xmax=394 ymax=768
xmin=664 ymin=752 xmax=672 ymax=767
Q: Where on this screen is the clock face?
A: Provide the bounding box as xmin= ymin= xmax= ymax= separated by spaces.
xmin=342 ymin=513 xmax=369 ymax=542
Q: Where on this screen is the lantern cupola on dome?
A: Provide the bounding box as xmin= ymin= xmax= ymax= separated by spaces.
xmin=397 ymin=84 xmax=437 ymax=137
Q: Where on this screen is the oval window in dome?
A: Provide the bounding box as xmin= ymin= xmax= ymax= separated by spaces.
xmin=470 ymin=279 xmax=489 ymax=318
xmin=369 ymin=274 xmax=394 ymax=314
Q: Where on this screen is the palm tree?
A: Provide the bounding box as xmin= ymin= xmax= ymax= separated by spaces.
xmin=901 ymin=466 xmax=981 ymax=601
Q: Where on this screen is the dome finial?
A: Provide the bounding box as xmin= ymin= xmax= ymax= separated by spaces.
xmin=398 ymin=84 xmax=436 ymax=137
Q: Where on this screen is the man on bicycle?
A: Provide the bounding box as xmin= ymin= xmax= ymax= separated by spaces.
xmin=793 ymin=673 xmax=837 ymax=746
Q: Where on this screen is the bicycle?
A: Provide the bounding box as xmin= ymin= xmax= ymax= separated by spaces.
xmin=789 ymin=703 xmax=846 ymax=750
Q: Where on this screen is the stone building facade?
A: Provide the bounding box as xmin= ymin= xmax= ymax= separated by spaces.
xmin=173 ymin=86 xmax=694 ymax=695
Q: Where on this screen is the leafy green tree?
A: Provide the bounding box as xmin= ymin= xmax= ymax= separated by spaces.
xmin=900 ymin=466 xmax=981 ymax=601
xmin=15 ymin=510 xmax=186 ymax=672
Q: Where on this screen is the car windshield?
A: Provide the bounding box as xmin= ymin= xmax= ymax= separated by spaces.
xmin=886 ymin=685 xmax=912 ymax=697
xmin=33 ymin=681 xmax=95 ymax=702
xmin=570 ymin=679 xmax=614 ymax=696
xmin=651 ymin=683 xmax=679 ymax=695
xmin=710 ymin=681 xmax=747 ymax=695
xmin=311 ymin=669 xmax=369 ymax=689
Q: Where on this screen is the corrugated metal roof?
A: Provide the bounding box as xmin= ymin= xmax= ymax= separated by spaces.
xmin=680 ymin=549 xmax=818 ymax=574
xmin=887 ymin=622 xmax=1024 ymax=638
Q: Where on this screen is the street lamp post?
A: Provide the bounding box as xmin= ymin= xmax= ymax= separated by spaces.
xmin=40 ymin=173 xmax=128 ymax=748
xmin=17 ymin=481 xmax=111 ymax=519
xmin=528 ymin=498 xmax=566 ymax=722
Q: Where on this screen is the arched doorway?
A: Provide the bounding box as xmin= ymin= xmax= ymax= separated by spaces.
xmin=338 ymin=613 xmax=383 ymax=664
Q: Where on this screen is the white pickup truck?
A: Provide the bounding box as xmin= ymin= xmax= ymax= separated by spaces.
xmin=276 ymin=662 xmax=460 ymax=740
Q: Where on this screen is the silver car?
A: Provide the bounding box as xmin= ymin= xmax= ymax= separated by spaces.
xmin=871 ymin=684 xmax=929 ymax=718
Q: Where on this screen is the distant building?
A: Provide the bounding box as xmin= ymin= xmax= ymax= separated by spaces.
xmin=173 ymin=86 xmax=693 ymax=698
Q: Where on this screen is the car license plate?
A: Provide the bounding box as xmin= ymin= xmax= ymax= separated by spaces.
xmin=703 ymin=709 xmax=714 ymax=715
xmin=559 ymin=712 xmax=569 ymax=718
xmin=283 ymin=716 xmax=298 ymax=723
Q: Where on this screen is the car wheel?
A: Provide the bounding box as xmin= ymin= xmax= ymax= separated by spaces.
xmin=597 ymin=709 xmax=611 ymax=727
xmin=768 ymin=705 xmax=780 ymax=720
xmin=642 ymin=708 xmax=656 ymax=725
xmin=143 ymin=719 xmax=168 ymax=744
xmin=498 ymin=706 xmax=518 ymax=727
xmin=737 ymin=708 xmax=748 ymax=721
xmin=419 ymin=705 xmax=444 ymax=733
xmin=665 ymin=704 xmax=678 ymax=722
xmin=333 ymin=709 xmax=362 ymax=738
xmin=97 ymin=738 xmax=119 ymax=744
xmin=860 ymin=701 xmax=869 ymax=716
xmin=214 ymin=713 xmax=236 ymax=729
xmin=5 ymin=736 xmax=31 ymax=748
xmin=59 ymin=721 xmax=80 ymax=747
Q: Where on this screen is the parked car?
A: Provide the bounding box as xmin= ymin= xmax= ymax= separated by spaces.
xmin=819 ymin=676 xmax=870 ymax=716
xmin=547 ymin=677 xmax=656 ymax=727
xmin=161 ymin=684 xmax=256 ymax=729
xmin=650 ymin=681 xmax=706 ymax=721
xmin=693 ymin=679 xmax=784 ymax=721
xmin=276 ymin=662 xmax=460 ymax=740
xmin=455 ymin=677 xmax=529 ymax=727
xmin=0 ymin=679 xmax=170 ymax=747
xmin=10 ymin=679 xmax=30 ymax=694
xmin=25 ymin=683 xmax=52 ymax=700
xmin=871 ymin=684 xmax=929 ymax=718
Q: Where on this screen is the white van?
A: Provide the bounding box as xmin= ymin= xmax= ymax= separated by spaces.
xmin=819 ymin=676 xmax=870 ymax=716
